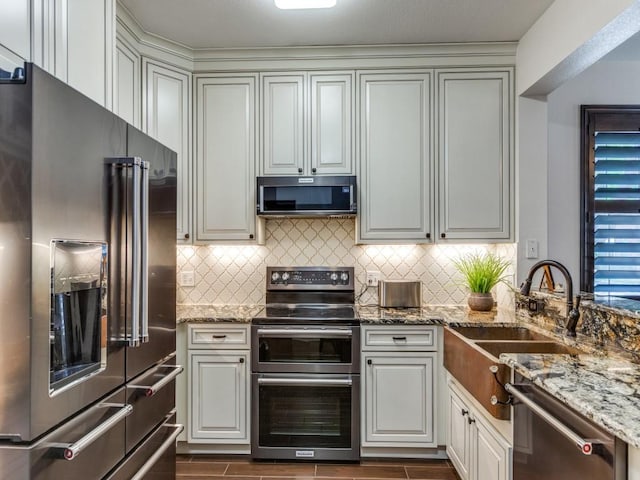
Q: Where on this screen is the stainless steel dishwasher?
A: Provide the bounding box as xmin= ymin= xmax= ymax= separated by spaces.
xmin=506 ymin=374 xmax=627 ymax=480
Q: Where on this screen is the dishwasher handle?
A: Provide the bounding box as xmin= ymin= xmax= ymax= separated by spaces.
xmin=505 ymin=383 xmax=595 ymax=455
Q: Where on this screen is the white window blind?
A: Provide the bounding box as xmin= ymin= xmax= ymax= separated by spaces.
xmin=594 ymin=132 xmax=640 ymax=299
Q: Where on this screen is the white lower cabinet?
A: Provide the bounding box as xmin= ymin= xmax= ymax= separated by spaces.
xmin=186 ymin=325 xmax=251 ymax=451
xmin=447 ymin=380 xmax=511 ymax=480
xmin=361 ymin=326 xmax=441 ymax=453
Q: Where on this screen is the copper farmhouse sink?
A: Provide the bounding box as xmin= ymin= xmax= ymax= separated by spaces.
xmin=443 ymin=326 xmax=581 ymax=420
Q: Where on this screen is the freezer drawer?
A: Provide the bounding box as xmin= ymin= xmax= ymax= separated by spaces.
xmin=105 ymin=414 xmax=182 ymax=480
xmin=0 ymin=388 xmax=129 ymax=480
xmin=125 ymin=355 xmax=182 ymax=452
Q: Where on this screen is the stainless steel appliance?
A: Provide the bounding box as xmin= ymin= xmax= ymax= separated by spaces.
xmin=507 ymin=374 xmax=627 ymax=480
xmin=378 ymin=279 xmax=422 ymax=307
xmin=251 ymin=266 xmax=360 ymax=461
xmin=0 ymin=63 xmax=182 ymax=479
xmin=256 ymin=175 xmax=357 ymax=217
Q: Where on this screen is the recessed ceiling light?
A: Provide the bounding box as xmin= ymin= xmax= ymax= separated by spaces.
xmin=275 ymin=0 xmax=336 ymax=9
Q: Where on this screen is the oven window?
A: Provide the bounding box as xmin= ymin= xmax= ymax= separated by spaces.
xmin=258 ymin=383 xmax=352 ymax=448
xmin=259 ymin=336 xmax=352 ymax=364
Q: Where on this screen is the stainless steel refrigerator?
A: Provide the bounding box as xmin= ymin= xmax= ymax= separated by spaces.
xmin=0 ymin=63 xmax=182 ymax=479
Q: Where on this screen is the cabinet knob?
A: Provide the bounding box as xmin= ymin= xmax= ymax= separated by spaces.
xmin=461 ymin=409 xmax=469 ymax=417
xmin=298 ymin=168 xmax=303 ymax=173
xmin=249 ymin=234 xmax=254 ymax=239
xmin=312 ymin=167 xmax=317 ymax=174
xmin=184 ymin=233 xmax=190 ymax=239
xmin=467 ymin=417 xmax=476 ymax=425
xmin=239 ymin=358 xmax=245 ymax=363
xmin=441 ymin=233 xmax=446 ymax=239
xmin=367 ymin=359 xmax=372 ymax=365
xmin=426 ymin=233 xmax=431 ymax=239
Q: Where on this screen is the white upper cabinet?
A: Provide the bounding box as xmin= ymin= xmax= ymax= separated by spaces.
xmin=261 ymin=71 xmax=354 ymax=176
xmin=358 ymin=71 xmax=433 ymax=243
xmin=0 ymin=0 xmax=30 ymax=67
xmin=195 ymin=75 xmax=257 ymax=243
xmin=310 ymin=73 xmax=353 ymax=175
xmin=143 ymin=60 xmax=192 ymax=243
xmin=436 ymin=69 xmax=513 ymax=241
xmin=261 ymin=73 xmax=305 ymax=175
xmin=114 ymin=37 xmax=140 ymax=128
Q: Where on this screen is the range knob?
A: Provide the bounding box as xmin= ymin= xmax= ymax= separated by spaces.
xmin=330 ymin=272 xmax=338 ymax=283
xmin=281 ymin=272 xmax=290 ymax=282
xmin=271 ymin=272 xmax=280 ymax=282
xmin=340 ymin=272 xmax=349 ymax=283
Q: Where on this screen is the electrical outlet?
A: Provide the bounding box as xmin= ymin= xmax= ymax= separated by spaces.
xmin=366 ymin=270 xmax=381 ymax=287
xmin=180 ymin=270 xmax=195 ymax=287
xmin=526 ymin=239 xmax=539 ymax=259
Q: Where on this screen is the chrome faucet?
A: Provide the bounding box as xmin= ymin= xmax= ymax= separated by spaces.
xmin=520 ymin=260 xmax=582 ymax=337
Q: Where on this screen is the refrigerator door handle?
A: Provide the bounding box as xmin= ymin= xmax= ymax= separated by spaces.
xmin=140 ymin=160 xmax=149 ymax=343
xmin=131 ymin=158 xmax=142 ymax=346
xmin=53 ymin=403 xmax=133 ymax=460
xmin=129 ymin=365 xmax=183 ymax=397
xmin=131 ymin=423 xmax=184 ymax=480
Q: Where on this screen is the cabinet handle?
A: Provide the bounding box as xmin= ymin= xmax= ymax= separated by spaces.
xmin=426 ymin=233 xmax=431 ymax=239
xmin=298 ymin=168 xmax=303 ymax=173
xmin=461 ymin=409 xmax=469 ymax=417
xmin=184 ymin=233 xmax=190 ymax=239
xmin=467 ymin=417 xmax=476 ymax=425
xmin=212 ymin=334 xmax=227 ymax=339
xmin=367 ymin=359 xmax=372 ymax=365
xmin=249 ymin=234 xmax=254 ymax=239
xmin=441 ymin=233 xmax=446 ymax=238
xmin=239 ymin=358 xmax=245 ymax=363
xmin=392 ymin=336 xmax=407 ymax=341
xmin=312 ymin=167 xmax=317 ymax=174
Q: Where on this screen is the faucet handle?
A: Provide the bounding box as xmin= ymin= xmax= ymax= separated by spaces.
xmin=574 ymin=294 xmax=582 ymax=309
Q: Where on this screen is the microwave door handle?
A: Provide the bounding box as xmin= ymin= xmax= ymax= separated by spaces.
xmin=140 ymin=161 xmax=149 ymax=343
xmin=259 ymin=185 xmax=264 ymax=213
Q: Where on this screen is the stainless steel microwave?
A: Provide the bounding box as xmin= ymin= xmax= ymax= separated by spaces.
xmin=256 ymin=176 xmax=357 ymax=217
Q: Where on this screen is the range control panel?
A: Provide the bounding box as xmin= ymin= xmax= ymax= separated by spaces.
xmin=266 ymin=266 xmax=354 ymax=290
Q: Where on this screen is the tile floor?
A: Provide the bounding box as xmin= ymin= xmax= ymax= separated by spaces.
xmin=176 ymin=455 xmax=461 ymax=480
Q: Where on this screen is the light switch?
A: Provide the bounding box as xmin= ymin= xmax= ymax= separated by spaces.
xmin=525 ymin=239 xmax=538 ymax=259
xmin=180 ymin=270 xmax=195 ymax=287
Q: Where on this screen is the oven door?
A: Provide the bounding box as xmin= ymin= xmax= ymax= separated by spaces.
xmin=251 ymin=373 xmax=359 ymax=461
xmin=251 ymin=325 xmax=359 ymax=374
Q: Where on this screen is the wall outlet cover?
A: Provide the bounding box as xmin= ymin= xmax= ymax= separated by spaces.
xmin=366 ymin=270 xmax=381 ymax=287
xmin=180 ymin=270 xmax=195 ymax=287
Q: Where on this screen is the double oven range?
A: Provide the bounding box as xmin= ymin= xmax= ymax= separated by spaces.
xmin=251 ymin=267 xmax=360 ymax=461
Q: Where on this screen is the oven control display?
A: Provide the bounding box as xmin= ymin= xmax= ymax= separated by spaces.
xmin=269 ymin=269 xmax=350 ymax=285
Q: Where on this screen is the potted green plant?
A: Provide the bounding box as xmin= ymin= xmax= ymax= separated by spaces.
xmin=453 ymin=252 xmax=511 ymax=311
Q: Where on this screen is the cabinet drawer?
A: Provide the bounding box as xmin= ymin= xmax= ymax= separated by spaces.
xmin=362 ymin=326 xmax=438 ymax=351
xmin=188 ymin=324 xmax=250 ymax=349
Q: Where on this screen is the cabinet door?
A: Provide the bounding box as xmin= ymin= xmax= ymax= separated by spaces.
xmin=261 ymin=73 xmax=305 ymax=175
xmin=358 ymin=72 xmax=433 ymax=242
xmin=447 ymin=387 xmax=470 ymax=480
xmin=0 ymin=0 xmax=30 ymax=61
xmin=363 ymin=353 xmax=435 ymax=446
xmin=114 ymin=37 xmax=140 ymax=128
xmin=195 ymin=75 xmax=257 ymax=242
xmin=188 ymin=352 xmax=249 ymax=443
xmin=472 ymin=419 xmax=510 ymax=480
xmin=143 ymin=60 xmax=192 ymax=243
xmin=310 ymin=72 xmax=354 ymax=175
xmin=66 ymin=0 xmax=114 ymax=107
xmin=437 ymin=70 xmax=513 ymax=241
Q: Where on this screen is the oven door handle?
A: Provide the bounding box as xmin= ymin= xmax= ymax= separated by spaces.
xmin=505 ymin=383 xmax=596 ymax=455
xmin=256 ymin=328 xmax=352 ymax=337
xmin=257 ymin=377 xmax=353 ymax=387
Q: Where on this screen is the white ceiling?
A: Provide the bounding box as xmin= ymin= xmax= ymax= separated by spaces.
xmin=118 ymin=0 xmax=555 ymax=49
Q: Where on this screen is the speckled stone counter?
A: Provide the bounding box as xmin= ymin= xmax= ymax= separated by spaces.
xmin=501 ymin=352 xmax=640 ymax=448
xmin=357 ymin=305 xmax=520 ymax=326
xmin=177 ymin=304 xmax=263 ymax=324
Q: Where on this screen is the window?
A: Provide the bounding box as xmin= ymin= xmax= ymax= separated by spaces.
xmin=581 ymin=106 xmax=640 ymax=300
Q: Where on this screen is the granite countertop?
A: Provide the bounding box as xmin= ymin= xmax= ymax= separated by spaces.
xmin=501 ymin=352 xmax=640 ymax=448
xmin=177 ymin=304 xmax=263 ymax=323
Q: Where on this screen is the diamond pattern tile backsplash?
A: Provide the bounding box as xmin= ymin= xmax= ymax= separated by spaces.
xmin=177 ymin=218 xmax=517 ymax=307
